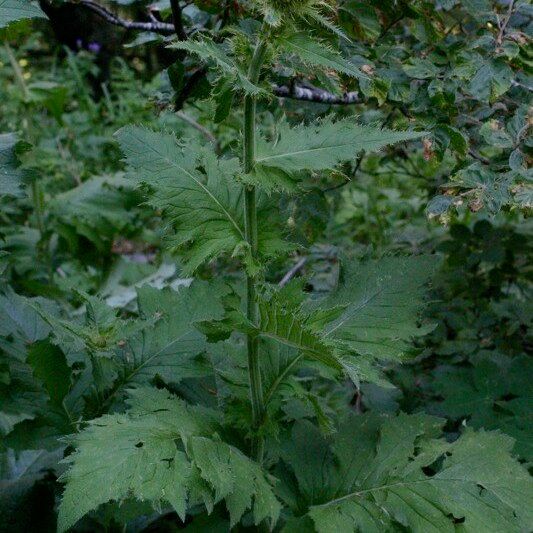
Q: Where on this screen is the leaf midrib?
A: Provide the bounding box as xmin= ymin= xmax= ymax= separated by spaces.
xmin=142 ymin=140 xmax=245 ymax=240
xmin=256 ymin=134 xmax=404 ymax=166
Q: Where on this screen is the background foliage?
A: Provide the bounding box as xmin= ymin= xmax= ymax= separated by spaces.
xmin=0 ymin=0 xmax=531 ymax=532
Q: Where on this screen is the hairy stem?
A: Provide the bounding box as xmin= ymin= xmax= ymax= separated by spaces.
xmin=243 ymin=39 xmax=268 ymax=463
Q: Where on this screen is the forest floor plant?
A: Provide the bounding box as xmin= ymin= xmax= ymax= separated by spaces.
xmin=1 ymin=1 xmax=532 ymax=532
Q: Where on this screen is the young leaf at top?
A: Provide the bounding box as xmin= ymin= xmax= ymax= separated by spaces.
xmin=57 ymin=387 xmax=280 ymax=533
xmin=116 ymin=126 xmax=291 ymax=274
xmin=281 ymin=413 xmax=533 ymax=533
xmin=0 ymin=0 xmax=45 ymax=29
xmin=170 ymin=38 xmax=264 ymax=96
xmin=249 ymin=118 xmax=426 ymax=192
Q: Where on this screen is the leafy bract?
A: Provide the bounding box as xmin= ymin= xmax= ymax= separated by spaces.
xmin=0 ymin=0 xmax=45 ymax=29
xmin=32 ymin=289 xmax=142 ymax=357
xmin=116 ymin=126 xmax=290 ymax=274
xmin=57 ymin=387 xmax=280 ymax=532
xmin=281 ymin=413 xmax=533 ymax=533
xmin=170 ymin=38 xmax=263 ymax=95
xmin=251 ymin=118 xmax=426 ymax=191
xmin=256 ymin=288 xmax=344 ymax=374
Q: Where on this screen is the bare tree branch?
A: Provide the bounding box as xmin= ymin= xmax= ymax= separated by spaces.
xmin=68 ymin=1 xmax=363 ymax=107
xmin=279 ymin=257 xmax=307 ymax=287
xmin=169 ymin=0 xmax=188 ymax=41
xmin=176 ymin=110 xmax=220 ymax=153
xmin=274 ymin=84 xmax=360 ymax=105
xmin=77 ymin=0 xmax=175 ymax=34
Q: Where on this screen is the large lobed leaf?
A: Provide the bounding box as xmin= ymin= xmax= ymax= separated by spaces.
xmin=278 ymin=32 xmax=364 ymax=79
xmin=37 ymin=281 xmax=229 ymax=408
xmin=251 ymin=118 xmax=426 ymax=192
xmin=57 ymin=387 xmax=280 ymax=532
xmin=281 ymin=413 xmax=533 ymax=533
xmin=431 ymin=355 xmax=533 ymax=462
xmin=109 ymin=282 xmax=229 ymax=397
xmin=0 ymin=0 xmax=45 ymax=29
xmin=249 ymin=256 xmax=437 ymax=386
xmin=116 ymin=126 xmax=290 ymax=274
xmin=316 ymin=255 xmax=438 ymax=361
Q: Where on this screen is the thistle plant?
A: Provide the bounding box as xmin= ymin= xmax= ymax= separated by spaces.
xmin=2 ymin=1 xmax=532 ymax=532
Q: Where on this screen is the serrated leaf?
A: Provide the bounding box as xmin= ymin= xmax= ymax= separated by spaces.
xmin=57 ymin=387 xmax=280 ymax=532
xmin=432 ymin=355 xmax=533 ymax=462
xmin=0 ymin=0 xmax=45 ymax=29
xmin=27 ymin=340 xmax=71 ymax=406
xmin=108 ymin=282 xmax=228 ymax=398
xmin=282 ymin=413 xmax=533 ymax=533
xmin=0 ymin=288 xmax=53 ymax=342
xmin=116 ymin=126 xmax=290 ymax=273
xmin=256 ymin=291 xmax=345 ymax=374
xmin=316 ymin=256 xmax=439 ymax=361
xmin=171 ymin=39 xmax=263 ymax=95
xmin=278 ymin=33 xmax=363 ymax=79
xmin=449 ymin=163 xmax=513 ymax=214
xmin=253 ymin=118 xmax=426 ymax=192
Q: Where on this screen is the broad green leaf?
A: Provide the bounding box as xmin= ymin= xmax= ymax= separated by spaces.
xmin=0 ymin=133 xmax=24 ymax=197
xmin=316 ymin=256 xmax=439 ymax=361
xmin=468 ymin=59 xmax=513 ymax=103
xmin=0 ymin=358 xmax=46 ymax=436
xmin=49 ymin=174 xmax=142 ymax=252
xmin=432 ymin=355 xmax=533 ymax=462
xmin=108 ymin=282 xmax=228 ymax=397
xmin=448 ymin=163 xmax=513 ymax=214
xmin=171 ymin=39 xmax=263 ymax=95
xmin=252 ymin=118 xmax=426 ymax=192
xmin=37 ymin=281 xmax=228 ymax=408
xmin=215 ymin=256 xmax=436 ymax=387
xmin=0 ymin=0 xmax=45 ymax=29
xmin=403 ymin=58 xmax=441 ymax=79
xmin=27 ymin=340 xmax=70 ymax=406
xmin=57 ymin=387 xmax=280 ymax=532
xmin=278 ymin=33 xmax=364 ymax=79
xmin=0 ymin=288 xmax=53 ymax=342
xmin=281 ymin=413 xmax=533 ymax=533
xmin=116 ymin=126 xmax=290 ymax=273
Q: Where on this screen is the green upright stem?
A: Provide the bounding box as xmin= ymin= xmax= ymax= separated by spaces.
xmin=243 ymin=39 xmax=268 ymax=462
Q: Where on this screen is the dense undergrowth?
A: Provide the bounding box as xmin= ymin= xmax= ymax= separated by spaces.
xmin=0 ymin=1 xmax=531 ymax=532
